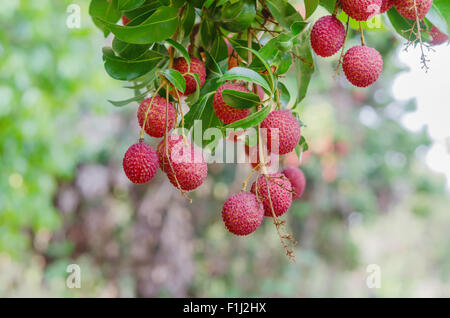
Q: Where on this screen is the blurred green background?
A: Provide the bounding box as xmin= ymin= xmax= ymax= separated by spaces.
xmin=1 ymin=0 xmax=449 ymax=297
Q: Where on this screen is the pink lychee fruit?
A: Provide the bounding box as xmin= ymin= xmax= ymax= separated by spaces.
xmin=222 ymin=192 xmax=264 ymax=235
xmin=213 ymin=83 xmax=252 ymax=124
xmin=341 ymin=0 xmax=382 ymax=21
xmin=261 ymin=110 xmax=301 ymax=155
xmin=137 ymin=96 xmax=177 ymax=138
xmin=123 ymin=141 xmax=158 ymax=184
xmin=282 ymin=167 xmax=306 ymax=200
xmin=343 ymin=45 xmax=383 ymax=87
xmin=251 ymin=173 xmax=293 ymax=217
xmin=394 ymin=0 xmax=433 ymax=20
xmin=172 ymin=57 xmax=206 ymax=96
xmin=380 ymin=0 xmax=394 ymax=13
xmin=157 ymin=134 xmax=207 ymax=191
xmin=429 ymin=26 xmax=449 ymax=45
xmin=310 ymin=15 xmax=346 ymax=57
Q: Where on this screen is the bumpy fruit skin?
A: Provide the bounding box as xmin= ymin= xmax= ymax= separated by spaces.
xmin=343 ymin=45 xmax=383 ymax=87
xmin=282 ymin=167 xmax=306 ymax=200
xmin=341 ymin=0 xmax=382 ymax=21
xmin=380 ymin=0 xmax=394 ymax=13
xmin=172 ymin=57 xmax=206 ymax=96
xmin=310 ymin=15 xmax=346 ymax=57
xmin=138 ymin=96 xmax=176 ymax=138
xmin=222 ymin=193 xmax=264 ymax=236
xmin=430 ymin=26 xmax=449 ymax=45
xmin=261 ymin=110 xmax=301 ymax=155
xmin=157 ymin=135 xmax=207 ymax=191
xmin=213 ymin=83 xmax=251 ymax=124
xmin=251 ymin=173 xmax=292 ymax=217
xmin=394 ymin=0 xmax=432 ymax=20
xmin=123 ymin=142 xmax=158 ymax=184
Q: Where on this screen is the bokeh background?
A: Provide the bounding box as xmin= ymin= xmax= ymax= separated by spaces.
xmin=1 ymin=0 xmax=449 ymax=297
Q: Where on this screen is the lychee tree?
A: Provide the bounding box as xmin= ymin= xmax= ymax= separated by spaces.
xmin=89 ymin=0 xmax=449 ymax=260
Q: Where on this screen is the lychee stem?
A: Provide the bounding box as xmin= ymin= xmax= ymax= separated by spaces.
xmin=334 ymin=16 xmax=350 ymax=78
xmin=163 ymin=83 xmax=191 ymax=202
xmin=359 ymin=22 xmax=366 ymax=46
xmin=140 ymin=82 xmax=164 ymax=140
xmin=241 ymin=163 xmax=261 ymax=192
xmin=332 ymin=0 xmax=341 ymax=16
xmin=263 ymin=176 xmax=296 ymax=262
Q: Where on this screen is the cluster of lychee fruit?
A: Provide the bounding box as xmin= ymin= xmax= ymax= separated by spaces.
xmin=310 ymin=0 xmax=436 ymax=87
xmin=122 ymin=56 xmax=208 ymax=192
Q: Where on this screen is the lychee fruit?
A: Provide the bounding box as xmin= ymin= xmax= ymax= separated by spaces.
xmin=310 ymin=15 xmax=346 ymax=57
xmin=122 ymin=15 xmax=130 ymax=26
xmin=380 ymin=0 xmax=394 ymax=13
xmin=213 ymin=83 xmax=252 ymax=124
xmin=343 ymin=45 xmax=383 ymax=87
xmin=282 ymin=167 xmax=306 ymax=200
xmin=251 ymin=173 xmax=293 ymax=217
xmin=157 ymin=134 xmax=208 ymax=191
xmin=137 ymin=96 xmax=177 ymax=138
xmin=222 ymin=192 xmax=264 ymax=235
xmin=341 ymin=0 xmax=382 ymax=21
xmin=394 ymin=0 xmax=433 ymax=20
xmin=123 ymin=141 xmax=158 ymax=184
xmin=429 ymin=26 xmax=449 ymax=45
xmin=172 ymin=57 xmax=206 ymax=96
xmin=261 ymin=110 xmax=301 ymax=155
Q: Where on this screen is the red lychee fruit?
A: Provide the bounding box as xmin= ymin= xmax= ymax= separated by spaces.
xmin=282 ymin=167 xmax=306 ymax=200
xmin=123 ymin=142 xmax=158 ymax=184
xmin=261 ymin=110 xmax=301 ymax=155
xmin=251 ymin=173 xmax=293 ymax=217
xmin=122 ymin=15 xmax=130 ymax=26
xmin=222 ymin=192 xmax=264 ymax=236
xmin=157 ymin=134 xmax=208 ymax=191
xmin=341 ymin=0 xmax=382 ymax=21
xmin=343 ymin=45 xmax=383 ymax=87
xmin=310 ymin=15 xmax=346 ymax=57
xmin=213 ymin=83 xmax=252 ymax=124
xmin=429 ymin=26 xmax=449 ymax=45
xmin=137 ymin=96 xmax=177 ymax=138
xmin=172 ymin=57 xmax=206 ymax=96
xmin=394 ymin=0 xmax=432 ymax=20
xmin=380 ymin=0 xmax=394 ymax=13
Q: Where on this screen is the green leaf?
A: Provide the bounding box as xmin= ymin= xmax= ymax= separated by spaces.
xmin=276 ymin=81 xmax=290 ymax=108
xmin=112 ymin=37 xmax=150 ymax=60
xmin=93 ymin=6 xmax=178 ymax=44
xmin=236 ymin=47 xmax=275 ymax=93
xmin=163 ymin=69 xmax=186 ymax=93
xmin=387 ymin=7 xmax=431 ymax=41
xmin=102 ymin=47 xmax=165 ymax=81
xmin=222 ymin=105 xmax=271 ymax=130
xmin=266 ymin=0 xmax=304 ymax=30
xmin=305 ymin=0 xmax=319 ymax=19
xmin=211 ymin=37 xmax=228 ymax=63
xmin=166 ymin=39 xmax=191 ymax=66
xmin=294 ymin=30 xmax=315 ymax=105
xmin=184 ymin=92 xmax=216 ymax=130
xmin=220 ymin=0 xmax=256 ymax=32
xmin=433 ymin=0 xmax=450 ymax=35
xmin=89 ymin=0 xmax=121 ymax=36
xmin=319 ymin=0 xmax=337 ymax=13
xmin=117 ymin=0 xmax=146 ymax=11
xmin=222 ymin=89 xmax=261 ymax=109
xmin=219 ymin=67 xmax=271 ymax=93
xmin=181 ymin=3 xmax=196 ymax=36
xmin=427 ymin=3 xmax=449 ymax=36
xmin=185 ymin=73 xmax=201 ymax=104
